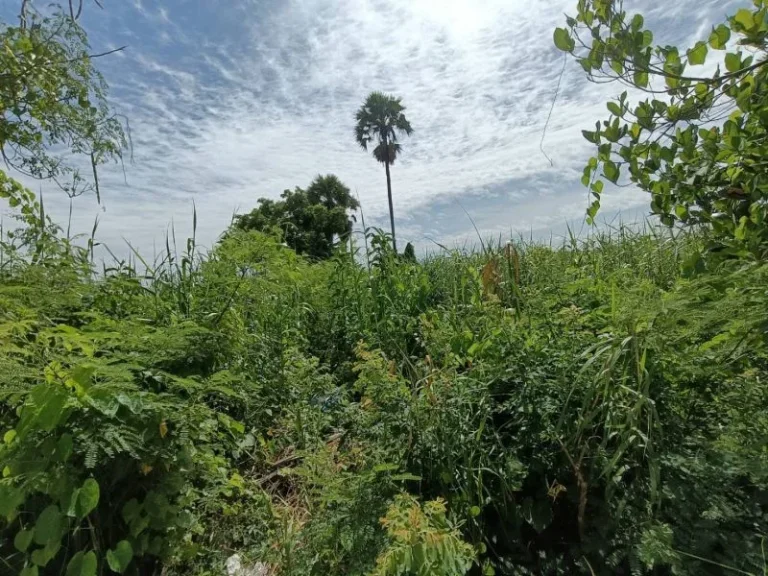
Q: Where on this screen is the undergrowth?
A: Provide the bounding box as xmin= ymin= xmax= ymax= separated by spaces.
xmin=0 ymin=188 xmax=766 ymax=575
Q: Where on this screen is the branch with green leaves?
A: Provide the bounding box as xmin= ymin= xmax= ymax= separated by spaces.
xmin=555 ymin=0 xmax=768 ymax=259
xmin=1 ymin=3 xmax=126 ymax=201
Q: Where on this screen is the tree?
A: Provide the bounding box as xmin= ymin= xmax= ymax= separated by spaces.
xmin=1 ymin=1 xmax=126 ymax=202
xmin=355 ymin=92 xmax=413 ymax=253
xmin=233 ymin=174 xmax=359 ymax=260
xmin=554 ymin=0 xmax=768 ymax=260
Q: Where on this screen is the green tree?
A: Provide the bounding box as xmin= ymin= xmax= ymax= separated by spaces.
xmin=233 ymin=174 xmax=359 ymax=260
xmin=0 ymin=1 xmax=126 ymax=202
xmin=554 ymin=0 xmax=768 ymax=260
xmin=355 ymin=92 xmax=413 ymax=253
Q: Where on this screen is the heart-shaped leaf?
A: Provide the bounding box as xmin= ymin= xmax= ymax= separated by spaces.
xmin=66 ymin=551 xmax=97 ymax=576
xmin=33 ymin=505 xmax=63 ymax=546
xmin=76 ymin=479 xmax=99 ymax=519
xmin=106 ymin=540 xmax=134 ymax=574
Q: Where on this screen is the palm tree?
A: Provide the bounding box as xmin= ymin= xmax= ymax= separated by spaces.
xmin=354 ymin=92 xmax=413 ymax=253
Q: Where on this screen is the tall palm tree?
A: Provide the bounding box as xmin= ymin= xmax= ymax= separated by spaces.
xmin=354 ymin=92 xmax=413 ymax=253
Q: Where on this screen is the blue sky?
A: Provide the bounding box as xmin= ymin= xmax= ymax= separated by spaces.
xmin=1 ymin=0 xmax=748 ymax=255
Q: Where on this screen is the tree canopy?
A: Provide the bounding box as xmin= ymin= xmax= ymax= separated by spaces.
xmin=0 ymin=1 xmax=126 ymax=202
xmin=233 ymin=174 xmax=359 ymax=260
xmin=555 ymin=0 xmax=768 ymax=260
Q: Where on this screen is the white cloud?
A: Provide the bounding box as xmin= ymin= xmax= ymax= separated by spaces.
xmin=6 ymin=0 xmax=750 ymax=255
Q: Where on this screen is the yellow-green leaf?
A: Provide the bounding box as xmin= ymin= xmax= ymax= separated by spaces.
xmin=642 ymin=30 xmax=653 ymax=47
xmin=586 ymin=200 xmax=601 ymax=224
xmin=709 ymin=24 xmax=731 ymax=49
xmin=725 ymin=52 xmax=741 ymax=73
xmin=687 ymin=41 xmax=707 ymax=65
xmin=733 ymin=8 xmax=755 ymax=30
xmin=603 ymin=160 xmax=620 ymax=183
xmin=3 ymin=429 xmax=16 ymax=444
xmin=735 ymin=215 xmax=749 ymax=240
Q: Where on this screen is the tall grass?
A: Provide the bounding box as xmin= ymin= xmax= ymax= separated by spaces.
xmin=1 ymin=208 xmax=765 ymax=575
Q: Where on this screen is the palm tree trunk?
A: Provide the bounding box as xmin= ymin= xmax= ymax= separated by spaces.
xmin=384 ymin=159 xmax=397 ymax=253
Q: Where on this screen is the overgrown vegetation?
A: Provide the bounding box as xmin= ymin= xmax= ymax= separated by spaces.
xmin=1 ymin=1 xmax=767 ymax=575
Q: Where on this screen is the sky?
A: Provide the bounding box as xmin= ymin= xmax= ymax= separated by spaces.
xmin=0 ymin=0 xmax=749 ymax=257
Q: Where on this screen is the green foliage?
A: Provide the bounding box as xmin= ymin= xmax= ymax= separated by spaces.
xmin=65 ymin=551 xmax=97 ymax=576
xmin=371 ymin=495 xmax=475 ymax=576
xmin=1 ymin=3 xmax=767 ymax=575
xmin=0 ymin=2 xmax=126 ymax=200
xmin=556 ymin=0 xmax=768 ymax=259
xmin=233 ymin=174 xmax=359 ymax=260
xmin=2 ymin=178 xmax=767 ymax=575
xmin=106 ymin=541 xmax=134 ymax=574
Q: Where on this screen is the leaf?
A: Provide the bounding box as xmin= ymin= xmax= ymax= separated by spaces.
xmin=14 ymin=529 xmax=34 ymax=552
xmin=553 ymin=28 xmax=575 ymax=52
xmin=634 ymin=70 xmax=649 ymax=88
xmin=106 ymin=541 xmax=134 ymax=574
xmin=21 ymin=567 xmax=39 ymax=576
xmin=582 ymin=130 xmax=599 ymax=144
xmin=70 ymin=365 xmax=95 ymax=395
xmin=66 ymin=551 xmax=97 ymax=576
xmin=31 ymin=539 xmax=61 ymax=567
xmin=391 ymin=473 xmax=422 ymax=482
xmin=725 ymin=52 xmax=741 ymax=73
xmin=129 ymin=514 xmax=150 ymax=537
xmin=642 ymin=30 xmax=653 ymax=47
xmin=735 ymin=215 xmax=749 ymax=240
xmin=687 ymin=41 xmax=707 ymax=65
xmin=122 ymin=499 xmax=141 ymax=523
xmin=3 ymin=429 xmax=16 ymax=444
xmin=35 ymin=387 xmax=68 ymax=431
xmin=733 ymin=8 xmax=755 ymax=31
xmin=709 ymin=24 xmax=731 ymax=49
xmin=586 ymin=199 xmax=601 ymax=224
xmin=603 ymin=160 xmax=620 ymax=183
xmin=607 ymin=102 xmax=622 ymax=116
xmin=33 ymin=505 xmax=63 ymax=546
xmin=76 ymin=479 xmax=100 ymax=519
xmin=0 ymin=484 xmax=24 ymax=519
xmin=54 ymin=433 xmax=73 ymax=462
xmin=63 ymin=486 xmax=80 ymax=518
xmin=175 ymin=510 xmax=194 ymax=529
